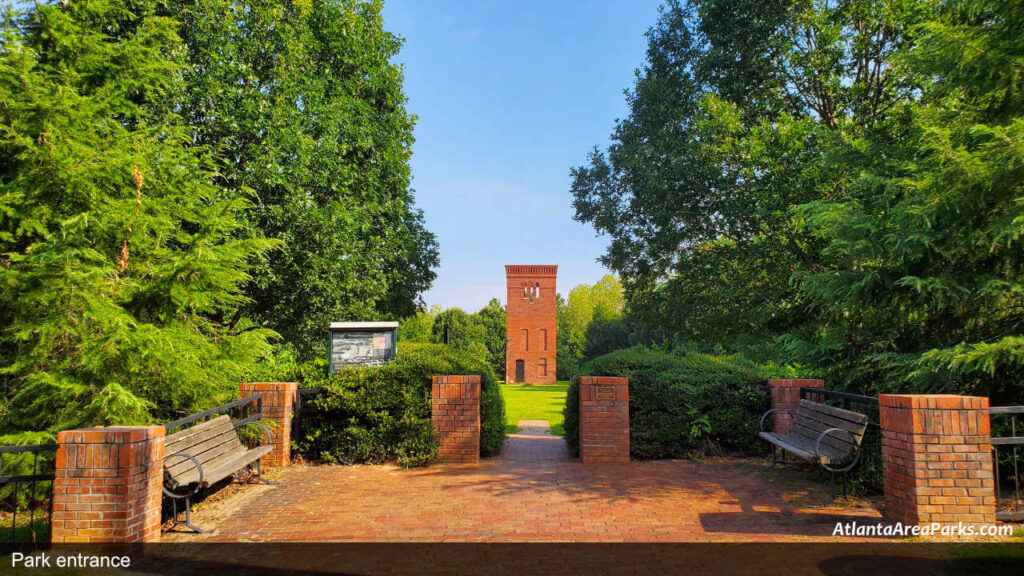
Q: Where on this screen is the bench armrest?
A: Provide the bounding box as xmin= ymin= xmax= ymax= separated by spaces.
xmin=813 ymin=428 xmax=861 ymax=473
xmin=163 ymin=453 xmax=204 ymax=499
xmin=759 ymin=409 xmax=792 ymax=433
xmin=251 ymin=422 xmax=273 ymax=447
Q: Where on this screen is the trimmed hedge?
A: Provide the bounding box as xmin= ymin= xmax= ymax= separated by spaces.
xmin=260 ymin=343 xmax=505 ymax=467
xmin=564 ymin=347 xmax=768 ymax=459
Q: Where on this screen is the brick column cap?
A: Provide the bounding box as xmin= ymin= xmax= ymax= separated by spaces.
xmin=431 ymin=375 xmax=481 ymax=400
xmin=432 ymin=375 xmax=481 ymax=384
xmin=579 ymin=376 xmax=628 ymax=386
xmin=56 ymin=425 xmax=164 ymax=445
xmin=240 ymin=381 xmax=299 ymax=391
xmin=767 ymin=378 xmax=824 ymax=387
xmin=879 ymin=394 xmax=988 ymax=410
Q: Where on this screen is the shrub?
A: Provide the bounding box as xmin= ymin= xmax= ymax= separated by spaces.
xmin=564 ymin=347 xmax=768 ymax=459
xmin=276 ymin=342 xmax=505 ymax=467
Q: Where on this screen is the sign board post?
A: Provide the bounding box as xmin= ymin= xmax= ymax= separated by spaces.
xmin=328 ymin=321 xmax=399 ymax=372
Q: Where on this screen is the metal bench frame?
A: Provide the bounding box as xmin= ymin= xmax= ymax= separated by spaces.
xmin=759 ymin=399 xmax=868 ymax=505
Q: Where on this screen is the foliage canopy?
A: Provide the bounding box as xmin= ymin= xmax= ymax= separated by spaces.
xmin=163 ymin=0 xmax=439 ymax=359
xmin=571 ymin=0 xmax=1024 ymax=401
xmin=0 ymin=0 xmax=276 ymax=436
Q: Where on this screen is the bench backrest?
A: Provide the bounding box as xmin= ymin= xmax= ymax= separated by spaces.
xmin=788 ymin=399 xmax=869 ymax=456
xmin=164 ymin=415 xmax=245 ymax=483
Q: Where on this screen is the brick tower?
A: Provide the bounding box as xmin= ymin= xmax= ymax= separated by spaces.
xmin=505 ymin=265 xmax=557 ymax=384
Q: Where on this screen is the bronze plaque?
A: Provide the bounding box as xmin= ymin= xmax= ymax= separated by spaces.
xmin=595 ymin=386 xmax=615 ymax=401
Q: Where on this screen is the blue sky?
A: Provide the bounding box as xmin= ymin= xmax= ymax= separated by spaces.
xmin=380 ymin=0 xmax=664 ymax=311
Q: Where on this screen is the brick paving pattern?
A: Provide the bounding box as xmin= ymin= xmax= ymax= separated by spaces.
xmin=167 ymin=420 xmax=886 ymax=542
xmin=502 ymin=420 xmax=568 ymax=462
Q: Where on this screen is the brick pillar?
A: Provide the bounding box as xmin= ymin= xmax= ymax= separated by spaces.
xmin=879 ymin=394 xmax=996 ymax=528
xmin=431 ymin=375 xmax=480 ymax=463
xmin=767 ymin=379 xmax=824 ymax=433
xmin=579 ymin=376 xmax=630 ymax=462
xmin=51 ymin=426 xmax=164 ymax=543
xmin=239 ymin=382 xmax=298 ymax=467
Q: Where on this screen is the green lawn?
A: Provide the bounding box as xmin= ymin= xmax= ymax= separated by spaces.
xmin=500 ymin=381 xmax=569 ymax=435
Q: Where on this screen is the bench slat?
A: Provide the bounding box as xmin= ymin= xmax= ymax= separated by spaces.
xmin=165 ymin=433 xmax=245 ymax=478
xmin=780 ymin=417 xmax=855 ymax=450
xmin=166 ymin=427 xmax=245 ymax=472
xmin=758 ymin=433 xmax=815 ymax=461
xmin=799 ymin=399 xmax=869 ymax=425
xmin=776 ymin=426 xmax=824 ymax=451
xmin=795 ymin=406 xmax=868 ymax=438
xmin=760 ymin=432 xmax=850 ymax=465
xmin=200 ymin=446 xmax=272 ymax=485
xmin=774 ymin=428 xmax=850 ymax=459
xmin=166 ymin=415 xmax=235 ymax=451
xmin=173 ymin=445 xmax=272 ymax=487
xmin=168 ymin=426 xmax=239 ymax=459
xmin=789 ymin=420 xmax=861 ymax=452
xmin=786 ymin=423 xmax=858 ymax=458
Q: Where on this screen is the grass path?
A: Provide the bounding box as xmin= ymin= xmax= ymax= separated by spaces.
xmin=500 ymin=381 xmax=569 ymax=435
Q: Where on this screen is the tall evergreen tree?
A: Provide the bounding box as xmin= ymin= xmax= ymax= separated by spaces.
xmin=0 ymin=1 xmax=276 ymax=436
xmin=794 ymin=0 xmax=1024 ymax=399
xmin=475 ymin=298 xmax=507 ymax=378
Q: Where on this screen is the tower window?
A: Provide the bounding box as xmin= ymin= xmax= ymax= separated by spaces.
xmin=521 ymin=328 xmax=529 ymax=352
xmin=540 ymin=329 xmax=548 ymax=351
xmin=539 ymin=358 xmax=547 ymax=377
xmin=523 ymin=281 xmax=541 ymax=303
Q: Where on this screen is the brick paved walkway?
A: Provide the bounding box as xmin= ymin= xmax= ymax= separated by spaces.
xmin=501 ymin=419 xmax=569 ymax=462
xmin=166 ymin=420 xmax=886 ymax=542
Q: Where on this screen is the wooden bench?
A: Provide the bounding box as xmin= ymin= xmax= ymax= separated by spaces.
xmin=163 ymin=414 xmax=274 ymax=533
xmin=759 ymin=399 xmax=869 ymax=502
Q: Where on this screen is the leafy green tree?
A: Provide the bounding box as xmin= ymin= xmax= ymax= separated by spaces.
xmin=431 ymin=308 xmax=489 ymax=362
xmin=571 ymin=0 xmax=926 ymax=353
xmin=791 ymin=0 xmax=1024 ymax=400
xmin=0 ymin=1 xmax=276 ymax=436
xmin=475 ymin=298 xmax=507 ymax=378
xmin=163 ymin=0 xmax=439 ymax=359
xmin=556 ymin=275 xmax=624 ymax=377
xmin=555 ymin=293 xmax=578 ymax=379
xmin=397 ymin=305 xmax=440 ymax=343
xmin=574 ymin=0 xmax=1024 ymax=403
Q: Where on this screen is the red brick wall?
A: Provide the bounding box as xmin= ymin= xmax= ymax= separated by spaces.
xmin=879 ymin=394 xmax=996 ymax=527
xmin=431 ymin=375 xmax=481 ymax=463
xmin=579 ymin=376 xmax=630 ymax=462
xmin=239 ymin=382 xmax=298 ymax=467
xmin=52 ymin=426 xmax=164 ymax=543
xmin=505 ymin=264 xmax=558 ymax=384
xmin=767 ymin=379 xmax=824 ymax=434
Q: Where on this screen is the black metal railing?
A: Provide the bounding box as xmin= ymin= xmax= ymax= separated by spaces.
xmin=1 ymin=443 xmax=57 ymax=545
xmin=800 ymin=387 xmax=883 ymax=493
xmin=291 ymin=387 xmax=326 ymax=443
xmin=165 ymin=395 xmax=263 ymax=435
xmin=990 ymin=404 xmax=1023 ymax=522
